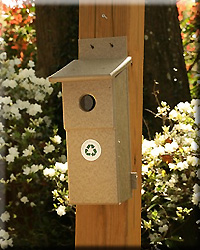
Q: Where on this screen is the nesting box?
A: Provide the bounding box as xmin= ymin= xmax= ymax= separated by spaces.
xmin=49 ymin=36 xmax=134 ymax=205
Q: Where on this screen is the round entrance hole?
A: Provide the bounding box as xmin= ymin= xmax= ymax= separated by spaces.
xmin=79 ymin=94 xmax=96 ymax=112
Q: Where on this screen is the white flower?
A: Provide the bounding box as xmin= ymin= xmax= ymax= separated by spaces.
xmin=57 ymin=91 xmax=62 ymax=98
xmin=142 ymin=165 xmax=149 ymax=174
xmin=60 ymin=155 xmax=67 ymax=163
xmin=18 ymin=68 xmax=35 ymax=79
xmin=0 ymin=211 xmax=10 ymax=222
xmin=193 ymin=184 xmax=200 ymax=194
xmin=197 ymin=169 xmax=200 ymax=180
xmin=174 ymin=123 xmax=193 ymax=132
xmin=0 ymin=96 xmax=12 ymax=105
xmin=168 ymin=163 xmax=177 ymax=171
xmin=0 ymin=122 xmax=4 ymax=131
xmin=194 ymin=110 xmax=200 ymax=125
xmin=192 ymin=192 xmax=200 ymax=205
xmin=191 ymin=99 xmax=200 ymax=106
xmin=169 ymin=109 xmax=178 ymax=120
xmin=14 ymin=58 xmax=21 ymax=65
xmin=9 ymin=173 xmax=16 ymax=182
xmin=187 ymin=156 xmax=199 ymax=166
xmin=142 ymin=139 xmax=156 ymax=154
xmin=22 ymin=145 xmax=35 ymax=157
xmin=0 ymin=240 xmax=8 ymax=249
xmin=31 ymin=164 xmax=43 ymax=173
xmin=0 ymin=52 xmax=7 ymax=60
xmin=10 ymin=104 xmax=21 ymax=119
xmin=6 ymin=147 xmax=19 ymax=163
xmin=183 ymin=137 xmax=194 ymax=146
xmin=50 ymin=135 xmax=62 ymax=144
xmin=35 ymin=91 xmax=45 ymax=101
xmin=52 ymin=189 xmax=59 ymax=197
xmin=30 ymin=202 xmax=36 ymax=207
xmin=60 ymin=174 xmax=66 ymax=181
xmin=23 ymin=166 xmax=31 ymax=175
xmin=7 ymin=238 xmax=13 ymax=247
xmin=20 ymin=196 xmax=29 ymax=204
xmin=16 ymin=100 xmax=30 ymax=110
xmin=43 ymin=144 xmax=55 ymax=154
xmin=0 ymin=229 xmax=9 ymax=240
xmin=165 ymin=141 xmax=178 ymax=153
xmin=181 ymin=173 xmax=187 ymax=181
xmin=177 ymin=161 xmax=189 ymax=171
xmin=9 ymin=147 xmax=19 ymax=157
xmin=191 ymin=141 xmax=199 ymax=151
xmin=177 ymin=101 xmax=193 ymax=114
xmin=17 ymin=192 xmax=22 ymax=198
xmin=27 ymin=103 xmax=42 ymax=116
xmin=2 ymin=79 xmax=17 ymax=89
xmin=28 ymin=60 xmax=35 ymax=68
xmin=182 ymin=146 xmax=190 ymax=153
xmin=151 ymin=146 xmax=165 ymax=158
xmin=55 ymin=162 xmax=68 ymax=173
xmin=23 ymin=149 xmax=32 ymax=157
xmin=0 ymin=137 xmax=5 ymax=148
xmin=56 ymin=205 xmax=66 ymax=216
xmin=158 ymin=224 xmax=168 ymax=233
xmin=43 ymin=168 xmax=56 ymax=177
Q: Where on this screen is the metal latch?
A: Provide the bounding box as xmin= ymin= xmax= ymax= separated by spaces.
xmin=131 ymin=172 xmax=138 ymax=189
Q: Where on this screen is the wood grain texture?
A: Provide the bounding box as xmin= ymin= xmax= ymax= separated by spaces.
xmin=76 ymin=1 xmax=145 ymax=247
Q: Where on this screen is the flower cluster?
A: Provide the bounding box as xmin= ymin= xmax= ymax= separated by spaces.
xmin=2 ymin=2 xmax=36 ymax=67
xmin=43 ymin=161 xmax=72 ymax=216
xmin=0 ymin=52 xmax=72 ymax=248
xmin=142 ymin=100 xmax=200 ymax=248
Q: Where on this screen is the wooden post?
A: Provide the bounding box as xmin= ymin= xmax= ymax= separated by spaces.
xmin=76 ymin=1 xmax=145 ymax=248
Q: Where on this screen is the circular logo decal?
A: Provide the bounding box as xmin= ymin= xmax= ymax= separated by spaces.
xmin=81 ymin=139 xmax=101 ymax=161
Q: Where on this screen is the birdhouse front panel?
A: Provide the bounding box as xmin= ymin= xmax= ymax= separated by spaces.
xmin=67 ymin=128 xmax=119 ymax=204
xmin=61 ymin=78 xmax=113 ymax=130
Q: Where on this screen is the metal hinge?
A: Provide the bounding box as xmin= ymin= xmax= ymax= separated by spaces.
xmin=131 ymin=172 xmax=138 ymax=189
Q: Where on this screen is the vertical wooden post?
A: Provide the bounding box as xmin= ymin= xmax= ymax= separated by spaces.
xmin=76 ymin=1 xmax=145 ymax=248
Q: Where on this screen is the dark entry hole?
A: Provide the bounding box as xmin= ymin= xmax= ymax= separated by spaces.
xmin=79 ymin=94 xmax=96 ymax=112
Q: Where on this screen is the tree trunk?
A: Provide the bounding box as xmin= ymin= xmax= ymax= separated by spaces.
xmin=143 ymin=4 xmax=191 ymax=137
xmin=35 ymin=4 xmax=78 ymax=78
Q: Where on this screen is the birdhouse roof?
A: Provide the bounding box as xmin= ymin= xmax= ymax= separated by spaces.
xmin=48 ymin=56 xmax=132 ymax=83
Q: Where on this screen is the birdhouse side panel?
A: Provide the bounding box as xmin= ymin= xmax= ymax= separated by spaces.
xmin=113 ymin=70 xmax=132 ymax=202
xmin=62 ymin=79 xmax=114 ymax=130
xmin=66 ymin=128 xmax=119 ymax=204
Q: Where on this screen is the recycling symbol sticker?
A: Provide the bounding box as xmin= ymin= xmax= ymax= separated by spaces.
xmin=81 ymin=139 xmax=101 ymax=161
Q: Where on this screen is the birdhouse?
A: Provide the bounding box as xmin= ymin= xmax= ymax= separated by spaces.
xmin=49 ymin=36 xmax=136 ymax=205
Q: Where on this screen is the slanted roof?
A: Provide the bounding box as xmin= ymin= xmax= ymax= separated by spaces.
xmin=48 ymin=56 xmax=132 ymax=83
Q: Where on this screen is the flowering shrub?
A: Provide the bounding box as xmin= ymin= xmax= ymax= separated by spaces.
xmin=0 ymin=52 xmax=74 ymax=249
xmin=1 ymin=2 xmax=36 ymax=68
xmin=141 ymin=100 xmax=200 ymax=248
